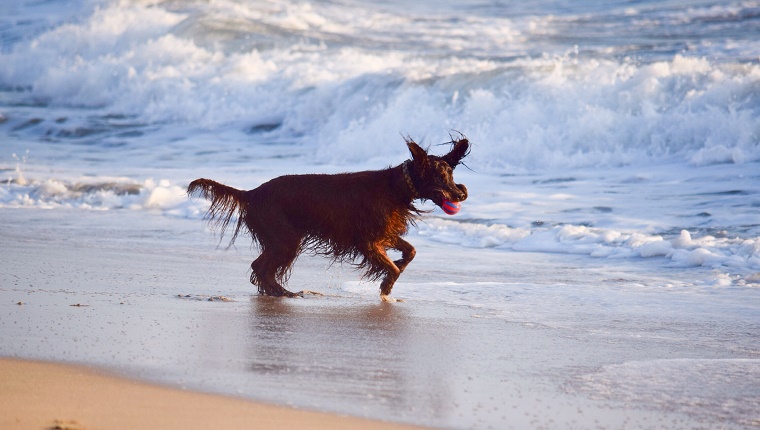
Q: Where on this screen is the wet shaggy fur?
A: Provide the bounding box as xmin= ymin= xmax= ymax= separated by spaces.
xmin=188 ymin=136 xmax=470 ymax=300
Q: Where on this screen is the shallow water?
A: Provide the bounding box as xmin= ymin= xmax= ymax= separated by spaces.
xmin=1 ymin=208 xmax=758 ymax=428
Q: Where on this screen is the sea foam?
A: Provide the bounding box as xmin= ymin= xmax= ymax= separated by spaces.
xmin=1 ymin=1 xmax=758 ymax=171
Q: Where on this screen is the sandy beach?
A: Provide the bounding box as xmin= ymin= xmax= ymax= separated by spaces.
xmin=2 ymin=207 xmax=758 ymax=429
xmin=0 ymin=358 xmax=425 ymax=430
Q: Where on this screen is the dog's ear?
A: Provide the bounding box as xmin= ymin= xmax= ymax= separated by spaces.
xmin=406 ymin=138 xmax=429 ymax=173
xmin=442 ymin=137 xmax=470 ymax=168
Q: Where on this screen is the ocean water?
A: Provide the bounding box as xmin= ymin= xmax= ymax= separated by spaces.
xmin=1 ymin=0 xmax=759 ymax=426
xmin=2 ymin=0 xmax=759 ymax=280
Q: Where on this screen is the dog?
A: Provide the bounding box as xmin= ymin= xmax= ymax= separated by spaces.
xmin=187 ymin=136 xmax=470 ymax=301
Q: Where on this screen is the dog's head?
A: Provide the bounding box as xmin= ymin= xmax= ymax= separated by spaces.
xmin=405 ymin=136 xmax=470 ymax=207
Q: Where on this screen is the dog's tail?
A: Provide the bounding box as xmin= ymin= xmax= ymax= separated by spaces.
xmin=187 ymin=178 xmax=248 ymax=245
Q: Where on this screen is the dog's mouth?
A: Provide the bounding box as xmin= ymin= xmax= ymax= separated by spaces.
xmin=433 ymin=184 xmax=468 ymax=207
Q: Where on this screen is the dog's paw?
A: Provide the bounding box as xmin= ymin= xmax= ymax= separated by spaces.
xmin=380 ymin=294 xmax=404 ymax=303
xmin=297 ymin=290 xmax=324 ymax=297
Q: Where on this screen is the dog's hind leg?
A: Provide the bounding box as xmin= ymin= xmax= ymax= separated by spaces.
xmin=250 ymin=254 xmax=298 ymax=297
xmin=250 ymin=229 xmax=302 ymax=298
xmin=250 ymin=254 xmax=301 ymax=297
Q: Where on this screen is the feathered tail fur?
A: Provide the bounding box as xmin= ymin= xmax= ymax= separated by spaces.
xmin=187 ymin=178 xmax=248 ymax=246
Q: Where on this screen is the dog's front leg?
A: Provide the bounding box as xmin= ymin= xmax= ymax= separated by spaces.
xmin=392 ymin=237 xmax=416 ymax=274
xmin=368 ymin=244 xmax=402 ymax=302
xmin=379 ymin=263 xmax=401 ymax=302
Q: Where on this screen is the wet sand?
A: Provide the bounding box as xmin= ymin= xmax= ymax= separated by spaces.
xmin=1 ymin=208 xmax=757 ymax=429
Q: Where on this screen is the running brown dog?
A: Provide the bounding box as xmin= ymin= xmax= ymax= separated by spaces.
xmin=188 ymin=136 xmax=470 ymax=301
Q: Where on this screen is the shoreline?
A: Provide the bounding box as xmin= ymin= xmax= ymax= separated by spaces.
xmin=0 ymin=357 xmax=424 ymax=430
xmin=1 ymin=208 xmax=758 ymax=429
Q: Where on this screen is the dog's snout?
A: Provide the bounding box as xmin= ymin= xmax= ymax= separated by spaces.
xmin=456 ymin=183 xmax=468 ymax=201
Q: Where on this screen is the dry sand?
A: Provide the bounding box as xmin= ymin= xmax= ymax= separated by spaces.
xmin=0 ymin=357 xmax=423 ymax=430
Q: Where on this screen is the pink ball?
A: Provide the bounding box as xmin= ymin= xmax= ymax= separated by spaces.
xmin=442 ymin=199 xmax=461 ymax=215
